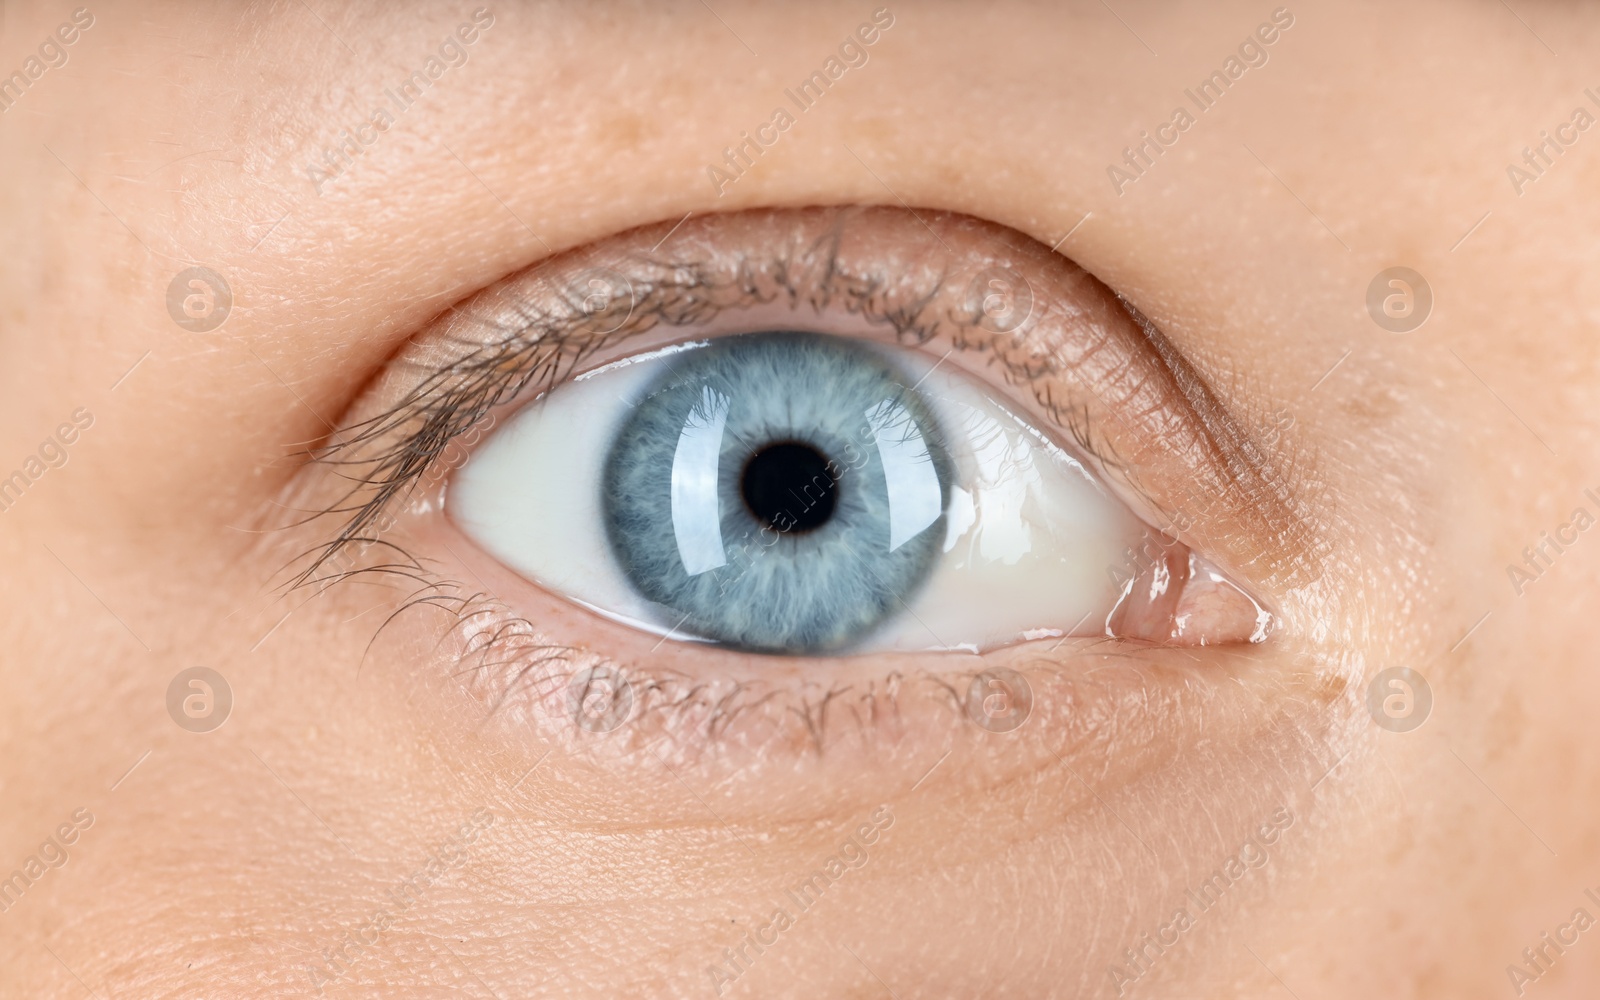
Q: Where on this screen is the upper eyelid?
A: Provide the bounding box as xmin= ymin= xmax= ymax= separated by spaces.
xmin=294 ymin=211 xmax=932 ymax=583
xmin=293 ymin=205 xmax=1314 ymax=597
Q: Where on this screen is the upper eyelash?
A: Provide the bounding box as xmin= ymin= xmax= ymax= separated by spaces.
xmin=261 ymin=205 xmax=1294 ymax=744
xmin=289 ymin=217 xmax=1124 ymax=595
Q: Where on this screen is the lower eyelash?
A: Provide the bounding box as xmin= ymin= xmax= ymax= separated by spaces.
xmin=273 ymin=205 xmax=1304 ymax=753
xmin=270 ymin=476 xmax=1296 ymax=773
xmin=432 ymin=585 xmax=911 ymax=752
xmin=319 ymin=544 xmax=972 ymax=755
xmin=420 ymin=565 xmax=1262 ymax=768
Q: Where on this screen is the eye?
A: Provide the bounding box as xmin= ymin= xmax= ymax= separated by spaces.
xmin=440 ymin=267 xmax=1270 ymax=656
xmin=452 ymin=328 xmax=1147 ymax=654
xmin=307 ymin=206 xmax=1282 ymax=672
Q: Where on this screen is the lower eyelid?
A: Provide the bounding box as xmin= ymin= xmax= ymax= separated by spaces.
xmin=395 ymin=516 xmax=1320 ymax=820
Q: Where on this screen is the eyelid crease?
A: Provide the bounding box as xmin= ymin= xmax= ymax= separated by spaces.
xmin=288 ymin=205 xmax=1315 ymax=616
xmin=1109 ymin=297 xmax=1322 ymax=592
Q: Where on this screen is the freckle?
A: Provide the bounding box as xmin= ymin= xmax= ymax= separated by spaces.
xmin=1384 ymin=822 xmax=1417 ymax=865
xmin=932 ymin=160 xmax=972 ymax=192
xmin=595 ymin=111 xmax=650 ymax=150
xmin=850 ymin=116 xmax=899 ymax=144
xmin=1314 ymin=674 xmax=1348 ymax=704
xmin=1484 ymin=688 xmax=1529 ymax=762
xmin=1340 ymin=385 xmax=1403 ymax=426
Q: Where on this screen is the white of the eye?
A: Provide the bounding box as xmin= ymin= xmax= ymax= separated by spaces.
xmin=963 ymin=406 xmax=1041 ymax=565
xmin=869 ymin=358 xmax=1138 ymax=652
xmin=942 ymin=486 xmax=976 ymax=552
xmin=670 ymin=386 xmax=731 ymax=576
xmin=450 ymin=355 xmax=682 ymax=638
xmin=451 ymin=338 xmax=1147 ymax=653
xmin=864 ymin=399 xmax=943 ymax=553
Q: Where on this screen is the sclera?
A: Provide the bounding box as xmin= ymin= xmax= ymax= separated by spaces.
xmin=450 ymin=333 xmax=1141 ymax=654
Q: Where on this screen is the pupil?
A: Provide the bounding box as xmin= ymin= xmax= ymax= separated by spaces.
xmin=741 ymin=441 xmax=837 ymax=532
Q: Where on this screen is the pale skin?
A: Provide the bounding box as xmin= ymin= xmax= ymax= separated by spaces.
xmin=1 ymin=1 xmax=1598 ymax=997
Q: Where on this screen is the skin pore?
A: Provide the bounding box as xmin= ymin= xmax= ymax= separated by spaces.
xmin=2 ymin=1 xmax=1599 ymax=997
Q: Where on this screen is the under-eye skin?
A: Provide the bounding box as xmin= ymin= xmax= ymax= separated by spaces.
xmin=288 ymin=206 xmax=1300 ymax=712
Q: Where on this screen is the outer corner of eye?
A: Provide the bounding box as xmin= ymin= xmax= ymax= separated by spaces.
xmin=1104 ymin=541 xmax=1275 ymax=647
xmin=443 ymin=320 xmax=1269 ymax=660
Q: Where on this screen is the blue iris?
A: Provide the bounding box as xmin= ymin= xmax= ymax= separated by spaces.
xmin=601 ymin=332 xmax=952 ymax=654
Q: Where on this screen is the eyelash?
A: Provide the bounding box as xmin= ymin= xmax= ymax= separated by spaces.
xmin=272 ymin=206 xmax=1299 ymax=748
xmin=293 ymin=226 xmax=1127 ymax=597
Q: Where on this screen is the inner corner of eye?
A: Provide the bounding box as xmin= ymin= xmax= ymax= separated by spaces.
xmin=444 ymin=329 xmax=1263 ymax=658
